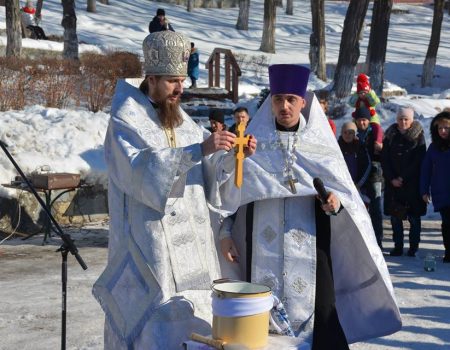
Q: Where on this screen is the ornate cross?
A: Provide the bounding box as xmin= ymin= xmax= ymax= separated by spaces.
xmin=285 ymin=174 xmax=298 ymax=194
xmin=234 ymin=122 xmax=250 ymax=188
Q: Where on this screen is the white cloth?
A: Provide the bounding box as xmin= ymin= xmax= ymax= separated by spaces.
xmin=225 ymin=92 xmax=402 ymax=348
xmin=93 ymin=80 xmax=237 ymax=349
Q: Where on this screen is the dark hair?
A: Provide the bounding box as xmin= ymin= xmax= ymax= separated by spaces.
xmin=156 ymin=8 xmax=165 ymax=16
xmin=430 ymin=111 xmax=450 ymax=151
xmin=191 ymin=42 xmax=195 ymax=49
xmin=209 ymin=109 xmax=225 ymax=124
xmin=139 ymin=76 xmax=150 ymax=95
xmin=233 ymin=106 xmax=248 ymax=115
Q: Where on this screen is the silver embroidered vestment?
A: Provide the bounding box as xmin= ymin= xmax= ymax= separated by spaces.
xmin=93 ymin=80 xmax=237 ymax=349
xmin=226 ymin=93 xmax=402 ymax=349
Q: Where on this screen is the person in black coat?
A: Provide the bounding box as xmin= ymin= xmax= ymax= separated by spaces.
xmin=355 ymin=107 xmax=384 ymax=248
xmin=338 ymin=121 xmax=371 ymax=205
xmin=149 ymin=8 xmax=175 ymax=33
xmin=228 ymin=106 xmax=251 ymax=135
xmin=381 ymin=106 xmax=427 ymax=257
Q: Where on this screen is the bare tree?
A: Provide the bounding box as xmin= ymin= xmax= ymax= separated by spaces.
xmin=5 ymin=0 xmax=21 ymax=57
xmin=260 ymin=0 xmax=276 ymax=53
xmin=87 ymin=0 xmax=96 ymax=13
xmin=366 ymin=0 xmax=393 ymax=95
xmin=35 ymin=0 xmax=44 ymax=19
xmin=236 ymin=0 xmax=250 ymax=30
xmin=332 ymin=0 xmax=370 ymax=98
xmin=286 ymin=0 xmax=293 ymax=15
xmin=187 ymin=0 xmax=194 ymax=12
xmin=62 ymin=0 xmax=79 ymax=60
xmin=309 ymin=0 xmax=326 ymax=81
xmin=275 ymin=0 xmax=282 ymax=7
xmin=422 ymin=0 xmax=444 ymax=87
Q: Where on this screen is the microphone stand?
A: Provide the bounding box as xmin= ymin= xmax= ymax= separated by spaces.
xmin=0 ymin=140 xmax=88 ymax=350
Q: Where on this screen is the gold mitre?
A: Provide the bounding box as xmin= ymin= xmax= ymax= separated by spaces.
xmin=143 ymin=31 xmax=191 ymax=76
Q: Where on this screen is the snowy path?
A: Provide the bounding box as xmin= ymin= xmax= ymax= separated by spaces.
xmin=0 ymin=220 xmax=449 ymax=349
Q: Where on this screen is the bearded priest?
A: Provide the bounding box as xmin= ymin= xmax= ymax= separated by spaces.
xmin=92 ymin=31 xmax=256 ymax=349
xmin=219 ymin=64 xmax=401 ymax=349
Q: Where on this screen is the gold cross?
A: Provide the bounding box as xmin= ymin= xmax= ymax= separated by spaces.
xmin=234 ymin=122 xmax=250 ymax=188
xmin=285 ymin=175 xmax=298 ymax=194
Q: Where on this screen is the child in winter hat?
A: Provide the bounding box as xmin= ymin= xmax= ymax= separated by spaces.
xmin=349 ymin=73 xmax=383 ymax=150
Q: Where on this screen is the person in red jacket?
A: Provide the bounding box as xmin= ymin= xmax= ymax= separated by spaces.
xmin=21 ymin=1 xmax=47 ymax=40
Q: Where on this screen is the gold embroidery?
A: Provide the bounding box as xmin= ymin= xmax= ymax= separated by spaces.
xmin=163 ymin=127 xmax=177 ymax=148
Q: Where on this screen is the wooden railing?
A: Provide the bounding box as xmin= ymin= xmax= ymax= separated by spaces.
xmin=205 ymin=48 xmax=241 ymax=103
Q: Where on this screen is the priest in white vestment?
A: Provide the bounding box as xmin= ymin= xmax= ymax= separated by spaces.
xmin=220 ymin=64 xmax=402 ymax=349
xmin=92 ymin=31 xmax=256 ymax=349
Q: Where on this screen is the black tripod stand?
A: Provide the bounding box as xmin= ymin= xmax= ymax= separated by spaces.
xmin=0 ymin=140 xmax=88 ymax=350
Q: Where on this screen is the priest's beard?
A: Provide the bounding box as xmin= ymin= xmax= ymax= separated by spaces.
xmin=153 ymin=89 xmax=183 ymax=130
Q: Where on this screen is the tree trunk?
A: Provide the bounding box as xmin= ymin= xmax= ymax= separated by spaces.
xmin=422 ymin=0 xmax=444 ymax=87
xmin=286 ymin=0 xmax=293 ymax=15
xmin=332 ymin=0 xmax=370 ymax=98
xmin=236 ymin=0 xmax=250 ymax=30
xmin=187 ymin=0 xmax=194 ymax=12
xmin=87 ymin=0 xmax=96 ymax=13
xmin=35 ymin=0 xmax=44 ymax=19
xmin=62 ymin=0 xmax=79 ymax=60
xmin=98 ymin=0 xmax=109 ymax=4
xmin=275 ymin=0 xmax=282 ymax=7
xmin=5 ymin=0 xmax=21 ymax=57
xmin=366 ymin=0 xmax=393 ymax=96
xmin=260 ymin=0 xmax=276 ymax=53
xmin=309 ymin=0 xmax=326 ymax=81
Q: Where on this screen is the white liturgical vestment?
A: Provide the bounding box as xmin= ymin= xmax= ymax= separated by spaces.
xmin=92 ymin=80 xmax=238 ymax=349
xmin=226 ymin=92 xmax=402 ymax=348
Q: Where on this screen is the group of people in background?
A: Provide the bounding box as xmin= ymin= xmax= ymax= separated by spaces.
xmin=336 ymin=75 xmax=450 ymax=262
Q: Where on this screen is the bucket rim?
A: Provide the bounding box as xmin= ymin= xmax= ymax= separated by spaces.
xmin=211 ymin=280 xmax=271 ymax=295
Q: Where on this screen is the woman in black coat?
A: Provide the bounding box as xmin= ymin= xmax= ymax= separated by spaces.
xmin=381 ymin=107 xmax=426 ymax=257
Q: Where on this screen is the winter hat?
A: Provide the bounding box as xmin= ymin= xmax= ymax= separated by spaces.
xmin=209 ymin=109 xmax=225 ymax=124
xmin=397 ymin=106 xmax=414 ymax=120
xmin=156 ymin=8 xmax=165 ymax=16
xmin=143 ymin=31 xmax=191 ymax=76
xmin=269 ymin=64 xmax=310 ymax=98
xmin=353 ymin=107 xmax=372 ymax=120
xmin=356 ymin=73 xmax=371 ymax=93
xmin=341 ymin=121 xmax=357 ymax=134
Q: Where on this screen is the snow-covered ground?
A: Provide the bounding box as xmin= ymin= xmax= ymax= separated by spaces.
xmin=0 ymin=0 xmax=450 ymax=349
xmin=0 ymin=221 xmax=449 ymax=350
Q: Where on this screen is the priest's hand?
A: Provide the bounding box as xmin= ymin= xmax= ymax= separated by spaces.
xmin=244 ymin=135 xmax=257 ymax=158
xmin=202 ymin=131 xmax=236 ymax=156
xmin=320 ymin=192 xmax=341 ymax=214
xmin=220 ymin=237 xmax=240 ymax=263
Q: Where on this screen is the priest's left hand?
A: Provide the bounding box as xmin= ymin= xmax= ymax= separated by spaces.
xmin=320 ymin=192 xmax=341 ymax=214
xmin=220 ymin=237 xmax=240 ymax=263
xmin=244 ymin=135 xmax=257 ymax=158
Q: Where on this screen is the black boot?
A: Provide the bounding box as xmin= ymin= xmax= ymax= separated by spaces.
xmin=407 ymin=244 xmax=418 ymax=257
xmin=390 ymin=246 xmax=403 ymax=256
xmin=443 ymin=251 xmax=450 ymax=263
